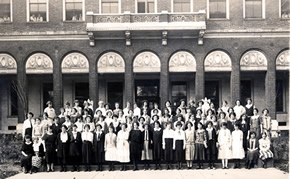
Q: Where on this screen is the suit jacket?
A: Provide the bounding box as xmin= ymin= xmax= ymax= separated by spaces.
xmin=56 ymin=132 xmax=70 ymax=158
xmin=93 ymin=131 xmax=105 ymax=153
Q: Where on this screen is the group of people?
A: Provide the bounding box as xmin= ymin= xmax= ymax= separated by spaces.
xmin=30 ymin=14 xmax=44 ymax=22
xmin=21 ymin=97 xmax=274 ymax=174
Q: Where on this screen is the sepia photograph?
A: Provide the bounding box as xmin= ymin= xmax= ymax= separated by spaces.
xmin=0 ymin=0 xmax=289 ymax=178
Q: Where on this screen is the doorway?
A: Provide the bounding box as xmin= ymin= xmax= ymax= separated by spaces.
xmin=135 ymin=80 xmax=159 ymax=109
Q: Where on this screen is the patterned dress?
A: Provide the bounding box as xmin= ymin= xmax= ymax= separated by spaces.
xmin=194 ymin=129 xmax=207 ymax=160
xmin=259 ymin=138 xmax=273 ymax=160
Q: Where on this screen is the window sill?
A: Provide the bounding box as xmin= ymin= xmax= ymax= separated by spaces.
xmin=63 ymin=20 xmax=85 ymax=23
xmin=244 ymin=18 xmax=265 ymax=21
xmin=27 ymin=21 xmax=48 ymax=24
xmin=0 ymin=22 xmax=12 ymax=24
xmin=7 ymin=115 xmax=18 ymax=118
xmin=207 ymin=18 xmax=230 ymax=21
xmin=276 ymin=112 xmax=288 ymax=114
xmin=280 ymin=18 xmax=290 ymax=21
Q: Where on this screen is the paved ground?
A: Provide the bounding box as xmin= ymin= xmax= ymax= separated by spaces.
xmin=8 ymin=168 xmax=288 ymax=179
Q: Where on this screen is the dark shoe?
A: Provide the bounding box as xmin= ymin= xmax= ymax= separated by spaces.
xmin=60 ymin=167 xmax=64 ymax=172
xmin=30 ymin=170 xmax=32 ymax=174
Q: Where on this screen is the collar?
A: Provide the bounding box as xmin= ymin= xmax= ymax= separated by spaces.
xmin=154 ymin=128 xmax=161 ymax=131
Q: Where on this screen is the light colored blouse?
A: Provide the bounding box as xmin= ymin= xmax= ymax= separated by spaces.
xmin=82 ymin=131 xmax=94 ymax=143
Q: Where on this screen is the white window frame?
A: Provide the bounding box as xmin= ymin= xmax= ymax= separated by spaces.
xmin=135 ymin=0 xmax=157 ymax=13
xmin=99 ymin=0 xmax=121 ymax=14
xmin=171 ymin=0 xmax=194 ymax=13
xmin=243 ymin=0 xmax=265 ymax=19
xmin=279 ymin=0 xmax=290 ymax=19
xmin=0 ymin=0 xmax=13 ymax=22
xmin=207 ymin=0 xmax=229 ymax=19
xmin=63 ymin=0 xmax=85 ymax=21
xmin=26 ymin=0 xmax=49 ymax=22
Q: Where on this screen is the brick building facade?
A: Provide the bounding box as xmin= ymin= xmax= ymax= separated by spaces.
xmin=0 ymin=0 xmax=289 ymax=132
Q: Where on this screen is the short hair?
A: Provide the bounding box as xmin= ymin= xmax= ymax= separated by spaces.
xmin=219 ymin=111 xmax=227 ymax=118
xmin=206 ymin=121 xmax=213 ymax=127
xmin=95 ymin=123 xmax=102 ymax=129
xmin=253 ymin=108 xmax=259 ymax=113
xmin=186 ymin=121 xmax=193 ymax=127
xmin=121 ymin=123 xmax=128 ymax=128
xmin=229 ymin=112 xmax=236 ymax=117
xmin=154 ymin=120 xmax=161 ymax=127
xmin=28 ymin=112 xmax=34 ymax=117
xmin=24 ymin=135 xmax=31 ymax=140
xmin=46 ymin=101 xmax=52 ymax=105
xmin=62 ymin=125 xmax=68 ymax=130
xmin=84 ymin=124 xmax=90 ymax=130
xmin=221 ymin=122 xmax=228 ymax=127
xmin=176 ymin=121 xmax=182 ymax=127
xmin=223 ymin=100 xmax=228 ymax=105
xmin=262 ymin=108 xmax=269 ymax=114
xmin=235 ymin=99 xmax=241 ymax=104
xmin=112 ymin=114 xmax=118 ymax=118
xmin=250 ymin=131 xmax=256 ymax=137
xmin=246 ymin=98 xmax=252 ymax=103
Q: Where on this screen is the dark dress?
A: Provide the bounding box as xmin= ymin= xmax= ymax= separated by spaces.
xmin=21 ymin=142 xmax=34 ymax=170
xmin=93 ymin=131 xmax=105 ymax=164
xmin=51 ymin=123 xmax=61 ymax=135
xmin=69 ymin=132 xmax=82 ymax=157
xmin=42 ymin=133 xmax=57 ymax=164
xmin=245 ymin=105 xmax=254 ymax=117
xmin=164 ymin=136 xmax=174 ymax=162
xmin=152 ymin=129 xmax=163 ymax=161
xmin=239 ymin=119 xmax=249 ymax=151
xmin=246 ymin=138 xmax=259 ymax=165
xmin=56 ymin=132 xmax=70 ymax=164
xmin=129 ymin=129 xmax=142 ymax=162
xmin=205 ymin=128 xmax=217 ymax=162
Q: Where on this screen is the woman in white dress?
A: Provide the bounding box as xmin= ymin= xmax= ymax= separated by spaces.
xmin=232 ymin=123 xmax=245 ymax=168
xmin=218 ymin=122 xmax=232 ymax=169
xmin=105 ymin=125 xmax=118 ymax=171
xmin=117 ymin=123 xmax=130 ymax=171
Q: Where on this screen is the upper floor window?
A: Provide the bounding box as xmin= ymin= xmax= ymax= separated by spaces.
xmin=101 ymin=0 xmax=120 ymax=14
xmin=281 ymin=0 xmax=290 ymax=19
xmin=244 ymin=0 xmax=265 ymax=19
xmin=0 ymin=0 xmax=11 ymax=23
xmin=137 ymin=0 xmax=155 ymax=13
xmin=172 ymin=0 xmax=192 ymax=13
xmin=208 ymin=0 xmax=229 ymax=19
xmin=64 ymin=0 xmax=84 ymax=21
xmin=28 ymin=0 xmax=48 ymax=22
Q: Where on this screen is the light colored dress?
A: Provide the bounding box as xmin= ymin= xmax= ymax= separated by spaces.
xmin=105 ymin=133 xmax=118 ymax=161
xmin=117 ymin=130 xmax=130 ymax=163
xmin=231 ymin=130 xmax=245 ymax=159
xmin=218 ymin=128 xmax=232 ymax=159
xmin=185 ymin=129 xmax=195 ymax=161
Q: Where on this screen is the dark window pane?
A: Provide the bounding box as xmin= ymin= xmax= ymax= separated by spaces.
xmin=245 ymin=0 xmax=262 ymax=18
xmin=10 ymin=83 xmax=18 ymax=116
xmin=108 ymin=82 xmax=123 ymax=109
xmin=0 ymin=0 xmax=11 ymax=22
xmin=138 ymin=2 xmax=145 ymax=13
xmin=205 ymin=81 xmax=219 ymax=108
xmin=65 ymin=1 xmax=83 ymax=21
xmin=281 ymin=0 xmax=290 ymax=18
xmin=75 ymin=83 xmax=89 ymax=108
xmin=135 ymin=80 xmax=159 ymax=108
xmin=241 ymin=80 xmax=251 ymax=106
xmin=171 ymin=82 xmax=187 ymax=106
xmin=276 ymin=80 xmax=284 ymax=112
xmin=209 ymin=0 xmax=226 ymax=18
xmin=43 ymin=83 xmax=53 ymax=111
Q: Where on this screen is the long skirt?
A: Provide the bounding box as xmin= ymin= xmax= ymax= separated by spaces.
xmin=57 ymin=143 xmax=69 ymax=164
xmin=218 ymin=143 xmax=232 ymax=159
xmin=105 ymin=147 xmax=118 ymax=161
xmin=194 ymin=143 xmax=205 ymax=160
xmin=164 ymin=138 xmax=173 ymax=162
xmin=94 ymin=143 xmax=104 ymax=163
xmin=246 ymin=150 xmax=258 ymax=164
xmin=185 ymin=143 xmax=195 ymax=161
xmin=175 ymin=140 xmax=184 ymax=162
xmin=259 ymin=149 xmax=273 ymax=160
xmin=21 ymin=155 xmax=32 ymax=169
xmin=45 ymin=144 xmax=55 ymax=164
xmin=82 ymin=141 xmax=93 ymax=164
xmin=153 ymin=142 xmax=162 ymax=161
xmin=130 ymin=142 xmax=141 ymax=162
xmin=141 ymin=141 xmax=153 ymax=160
xmin=32 ymin=156 xmax=42 ymax=168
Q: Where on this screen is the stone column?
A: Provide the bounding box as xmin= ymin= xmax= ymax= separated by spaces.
xmin=230 ymin=54 xmax=241 ymax=106
xmin=53 ymin=50 xmax=63 ymax=115
xmin=89 ymin=57 xmax=98 ymax=111
xmin=265 ymin=53 xmax=276 ymax=119
xmin=160 ymin=53 xmax=169 ymax=110
xmin=124 ymin=54 xmax=134 ymax=106
xmin=16 ymin=58 xmax=27 ymax=123
xmin=195 ymin=53 xmax=205 ymax=101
